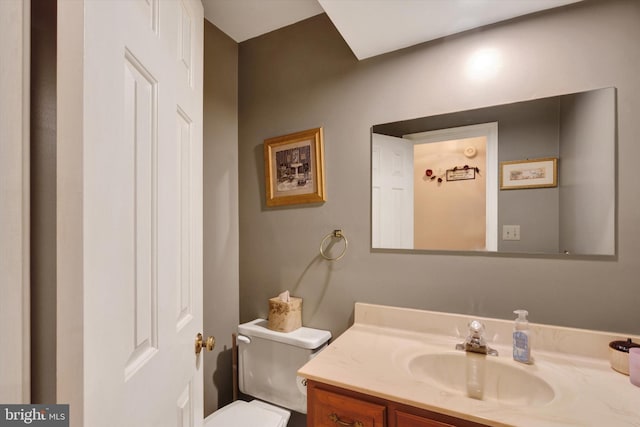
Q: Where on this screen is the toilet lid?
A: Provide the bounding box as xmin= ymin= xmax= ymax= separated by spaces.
xmin=204 ymin=400 xmax=289 ymax=427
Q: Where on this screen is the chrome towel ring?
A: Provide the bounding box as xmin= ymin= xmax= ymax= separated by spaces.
xmin=320 ymin=229 xmax=348 ymax=261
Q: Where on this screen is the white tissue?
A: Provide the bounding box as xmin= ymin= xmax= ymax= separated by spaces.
xmin=278 ymin=290 xmax=290 ymax=302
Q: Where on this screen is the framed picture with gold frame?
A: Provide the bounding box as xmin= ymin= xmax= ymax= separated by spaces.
xmin=264 ymin=127 xmax=326 ymax=207
xmin=500 ymin=157 xmax=558 ymax=190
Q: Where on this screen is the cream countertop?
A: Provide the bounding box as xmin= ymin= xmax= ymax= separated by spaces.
xmin=298 ymin=303 xmax=640 ymax=427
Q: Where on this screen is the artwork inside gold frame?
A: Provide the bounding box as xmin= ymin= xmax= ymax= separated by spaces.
xmin=264 ymin=127 xmax=326 ymax=207
xmin=500 ymin=157 xmax=558 ymax=190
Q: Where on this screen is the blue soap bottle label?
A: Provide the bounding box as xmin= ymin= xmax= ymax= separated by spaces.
xmin=513 ymin=309 xmax=532 ymax=364
xmin=513 ymin=331 xmax=530 ymax=362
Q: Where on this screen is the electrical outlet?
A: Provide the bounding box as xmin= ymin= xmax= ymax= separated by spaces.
xmin=502 ymin=225 xmax=520 ymax=241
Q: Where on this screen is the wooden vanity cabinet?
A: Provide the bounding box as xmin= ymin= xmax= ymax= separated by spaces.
xmin=307 ymin=380 xmax=489 ymax=427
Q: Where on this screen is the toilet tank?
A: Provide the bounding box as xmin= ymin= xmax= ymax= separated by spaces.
xmin=237 ymin=319 xmax=331 ymax=414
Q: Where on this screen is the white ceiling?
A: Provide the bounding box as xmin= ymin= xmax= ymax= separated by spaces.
xmin=202 ymin=0 xmax=582 ymax=60
xmin=202 ymin=0 xmax=324 ymax=44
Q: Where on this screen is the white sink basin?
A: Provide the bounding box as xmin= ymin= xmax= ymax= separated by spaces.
xmin=406 ymin=352 xmax=555 ymax=406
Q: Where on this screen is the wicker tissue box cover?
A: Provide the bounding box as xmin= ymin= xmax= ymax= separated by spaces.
xmin=267 ymin=296 xmax=302 ymax=332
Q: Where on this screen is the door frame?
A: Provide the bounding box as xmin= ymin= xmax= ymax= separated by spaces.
xmin=56 ymin=0 xmax=85 ymax=421
xmin=404 ymin=122 xmax=499 ymax=251
xmin=0 ymin=0 xmax=31 ymax=404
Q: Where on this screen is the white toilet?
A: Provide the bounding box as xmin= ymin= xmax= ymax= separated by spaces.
xmin=204 ymin=319 xmax=331 ymax=427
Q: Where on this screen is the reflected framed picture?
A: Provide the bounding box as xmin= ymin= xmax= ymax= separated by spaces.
xmin=264 ymin=127 xmax=326 ymax=207
xmin=500 ymin=157 xmax=558 ymax=190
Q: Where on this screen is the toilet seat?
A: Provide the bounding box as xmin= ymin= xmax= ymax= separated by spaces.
xmin=204 ymin=400 xmax=290 ymax=427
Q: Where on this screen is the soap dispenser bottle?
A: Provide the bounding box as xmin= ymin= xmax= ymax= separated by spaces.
xmin=513 ymin=310 xmax=532 ymax=364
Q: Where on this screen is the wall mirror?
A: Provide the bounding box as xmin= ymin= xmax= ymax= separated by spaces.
xmin=371 ymin=87 xmax=616 ymax=256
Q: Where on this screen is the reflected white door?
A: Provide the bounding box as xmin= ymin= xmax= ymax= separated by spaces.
xmin=372 ymin=134 xmax=414 ymax=249
xmin=57 ymin=1 xmax=204 ymax=426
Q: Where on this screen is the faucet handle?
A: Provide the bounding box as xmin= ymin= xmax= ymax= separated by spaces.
xmin=468 ymin=320 xmax=485 ymax=337
xmin=457 ymin=320 xmax=499 ymax=356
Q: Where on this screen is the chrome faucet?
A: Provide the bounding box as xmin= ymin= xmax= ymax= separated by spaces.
xmin=456 ymin=320 xmax=498 ymax=356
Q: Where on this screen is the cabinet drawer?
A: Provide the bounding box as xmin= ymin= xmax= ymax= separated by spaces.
xmin=395 ymin=410 xmax=455 ymax=427
xmin=310 ymin=387 xmax=386 ymax=427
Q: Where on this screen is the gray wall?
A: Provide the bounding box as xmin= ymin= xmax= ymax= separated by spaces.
xmin=559 ymin=89 xmax=616 ymax=255
xmin=496 ymin=98 xmax=560 ymax=253
xmin=203 ymin=20 xmax=239 ymax=416
xmin=237 ymin=0 xmax=640 ymax=353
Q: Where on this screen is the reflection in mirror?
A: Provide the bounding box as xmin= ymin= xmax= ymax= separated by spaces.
xmin=371 ymin=87 xmax=616 ymax=256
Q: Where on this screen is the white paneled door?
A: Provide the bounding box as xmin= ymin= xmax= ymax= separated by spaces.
xmin=371 ymin=133 xmax=414 ymax=249
xmin=57 ymin=1 xmax=204 ymax=426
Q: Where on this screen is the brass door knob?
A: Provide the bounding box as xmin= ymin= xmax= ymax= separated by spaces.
xmin=195 ymin=333 xmax=215 ymax=355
